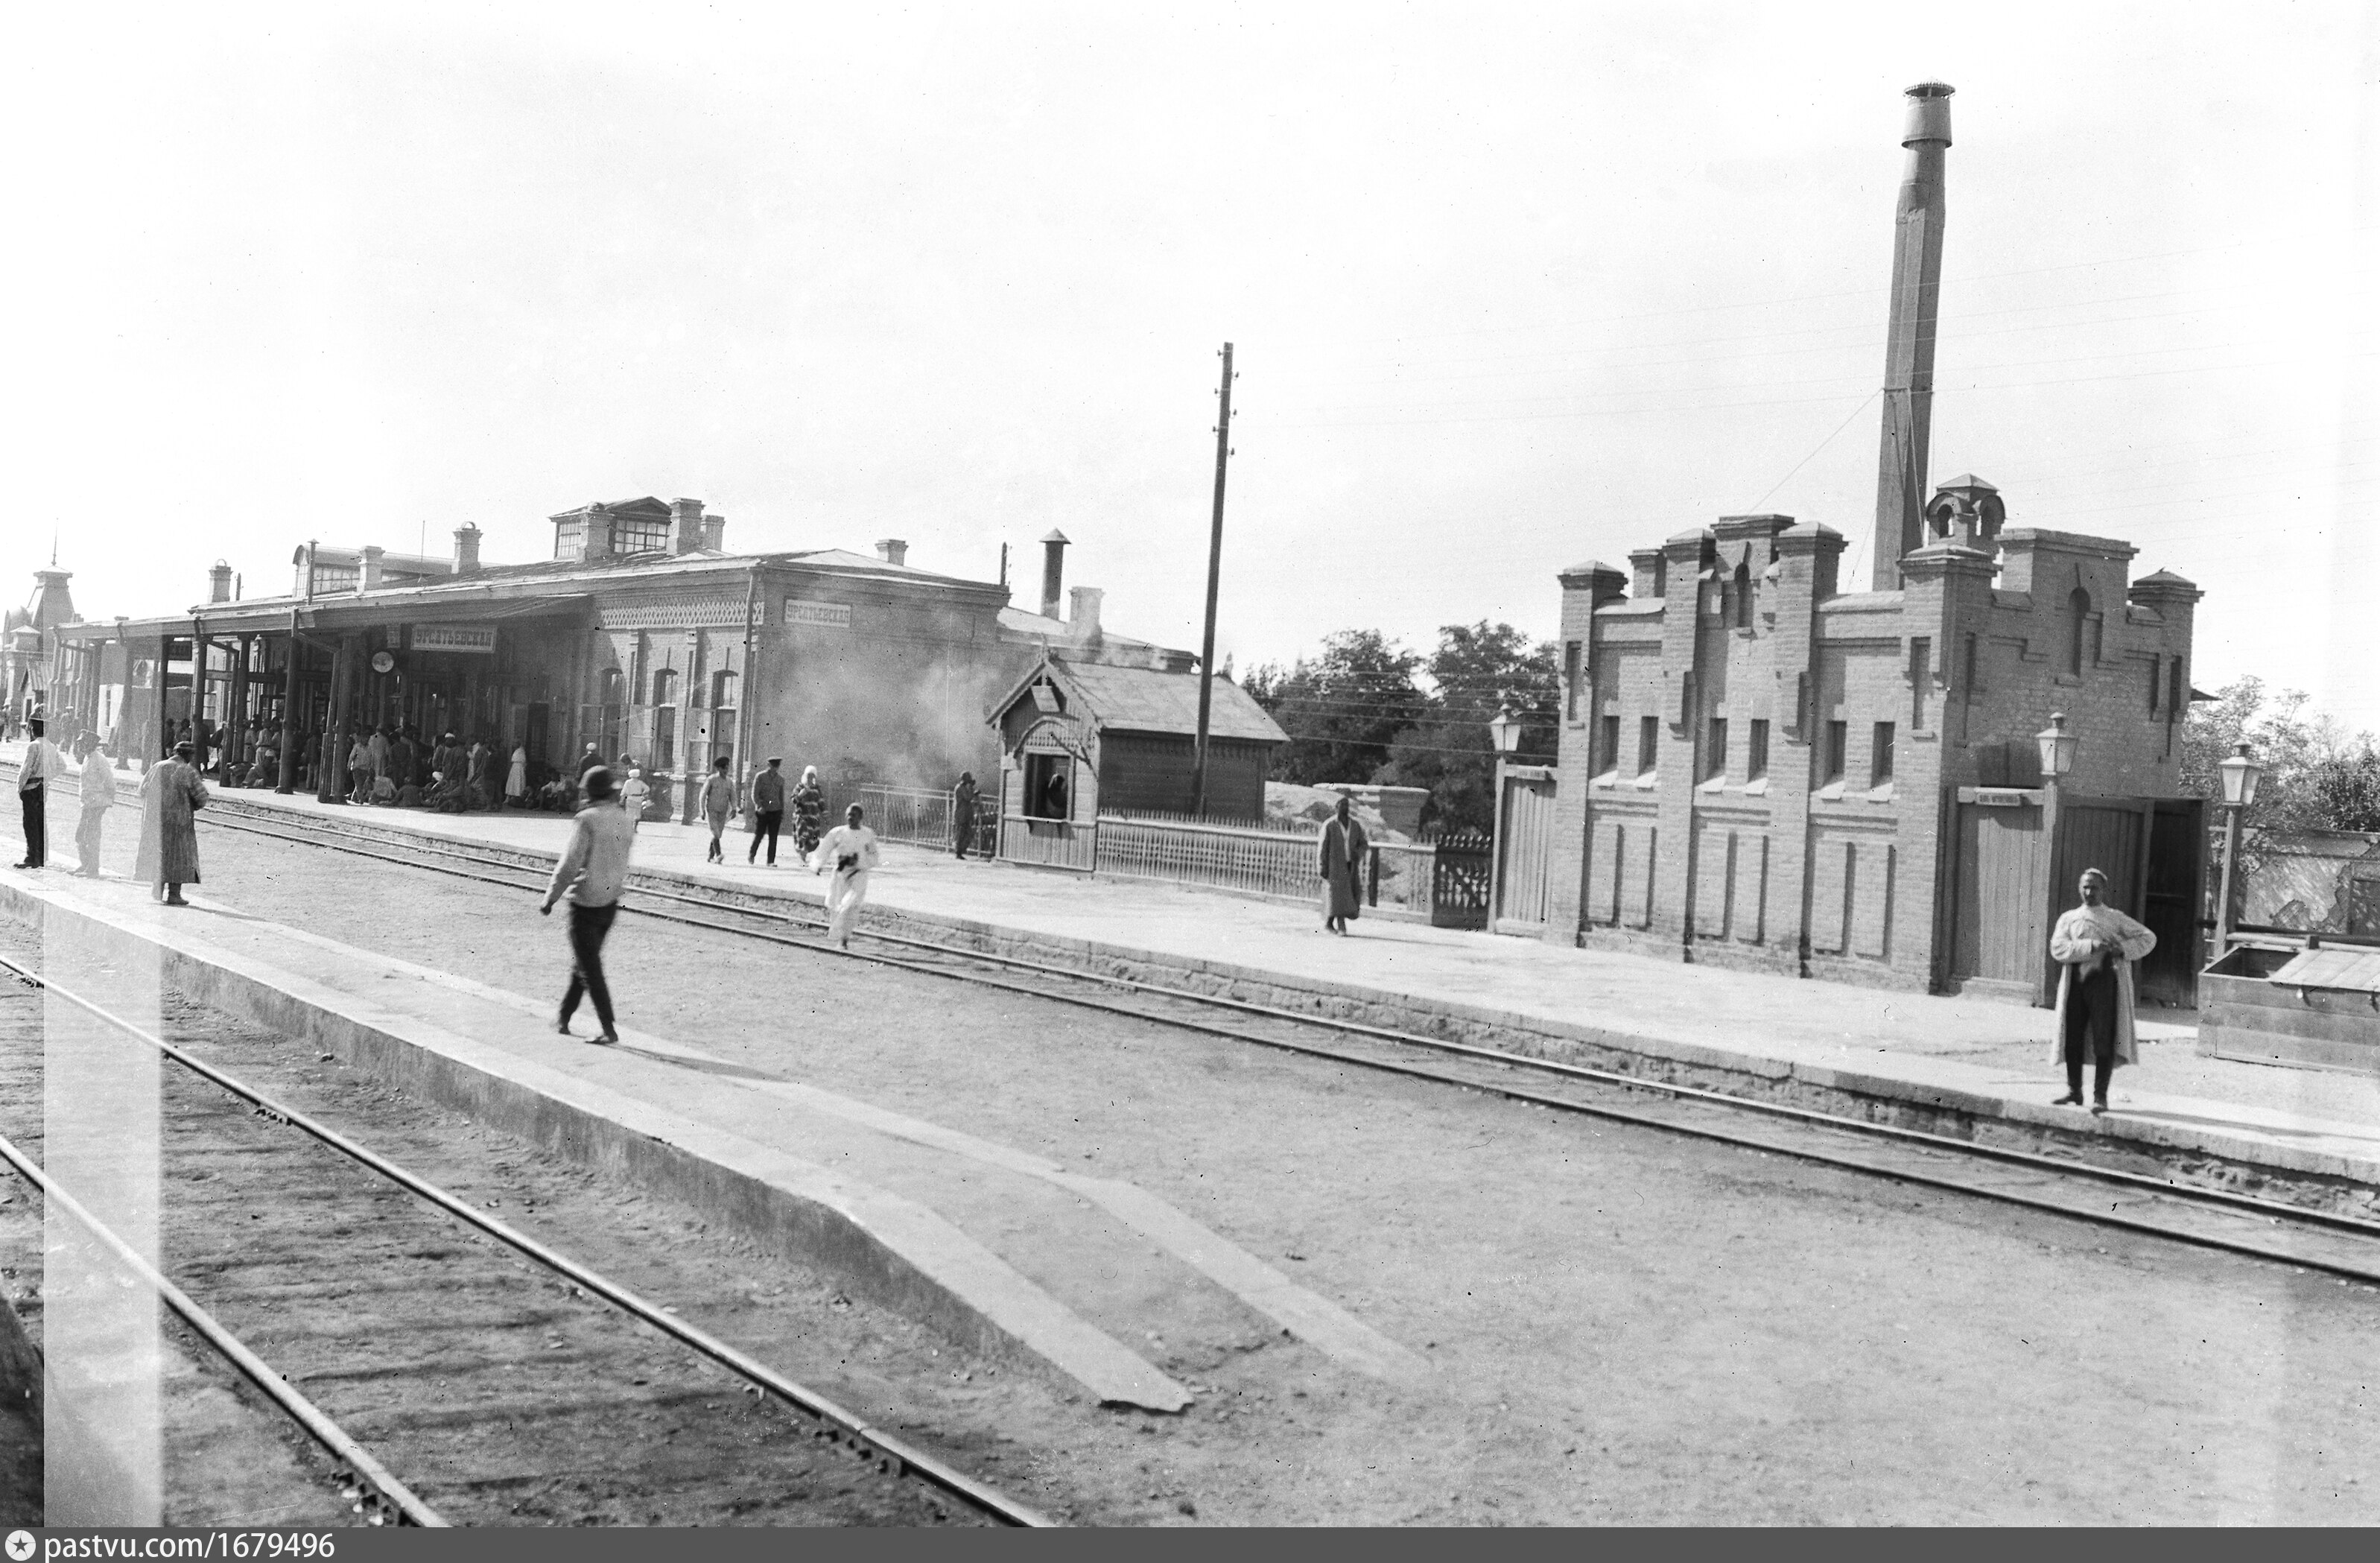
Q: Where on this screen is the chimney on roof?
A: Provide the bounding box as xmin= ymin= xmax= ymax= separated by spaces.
xmin=1873 ymin=81 xmax=1955 ymax=591
xmin=360 ymin=545 xmax=385 ymax=592
xmin=667 ymin=498 xmax=705 ymax=556
xmin=207 ymin=560 xmax=233 ymax=604
xmin=1039 ymin=530 xmax=1069 ymax=620
xmin=701 ymin=513 xmax=725 ymax=551
xmin=875 ymin=539 xmax=909 ymax=566
xmin=1068 ymin=586 xmax=1102 ymax=640
xmin=581 ymin=504 xmax=614 ymax=561
xmin=454 ymin=524 xmax=483 ymax=574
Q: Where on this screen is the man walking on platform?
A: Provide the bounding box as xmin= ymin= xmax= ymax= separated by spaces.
xmin=749 ymin=756 xmax=786 ymax=866
xmin=813 ymin=802 xmax=880 ymax=949
xmin=74 ymin=739 xmax=117 ymax=877
xmin=700 ymin=754 xmax=737 ymax=864
xmin=541 ymin=764 xmax=633 ymax=1046
xmin=13 ymin=714 xmax=63 ymax=869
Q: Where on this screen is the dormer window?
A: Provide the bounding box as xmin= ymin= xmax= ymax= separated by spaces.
xmin=553 ymin=520 xmax=584 ymax=561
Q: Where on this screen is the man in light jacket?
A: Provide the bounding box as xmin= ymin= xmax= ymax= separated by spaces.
xmin=699 ymin=755 xmax=737 ymax=864
xmin=541 ymin=765 xmax=635 ymax=1045
xmin=74 ymin=739 xmax=118 ymax=877
xmin=13 ymin=714 xmax=63 ymax=869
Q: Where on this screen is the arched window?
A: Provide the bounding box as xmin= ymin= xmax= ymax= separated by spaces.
xmin=1733 ymin=560 xmax=1752 ymax=630
xmin=2066 ymin=589 xmax=2091 ymax=677
xmin=650 ymin=668 xmax=678 ymax=707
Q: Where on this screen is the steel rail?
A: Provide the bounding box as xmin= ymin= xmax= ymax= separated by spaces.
xmin=0 ymin=948 xmax=1051 ymax=1529
xmin=199 ymin=807 xmax=2380 ymax=1249
xmin=0 ymin=1125 xmax=445 ymax=1527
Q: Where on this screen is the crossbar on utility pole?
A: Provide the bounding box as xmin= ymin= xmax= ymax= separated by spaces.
xmin=1190 ymin=342 xmax=1235 ymax=818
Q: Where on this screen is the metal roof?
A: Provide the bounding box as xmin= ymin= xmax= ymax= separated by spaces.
xmin=993 ymin=653 xmax=1286 ymax=744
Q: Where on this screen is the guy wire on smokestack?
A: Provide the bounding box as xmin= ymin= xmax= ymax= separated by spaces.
xmin=1873 ymin=80 xmax=1953 ymax=591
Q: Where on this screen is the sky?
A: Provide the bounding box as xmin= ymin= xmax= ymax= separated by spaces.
xmin=5 ymin=2 xmax=2377 ymax=730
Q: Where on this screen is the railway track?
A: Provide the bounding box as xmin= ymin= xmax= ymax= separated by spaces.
xmin=0 ymin=942 xmax=1049 ymax=1528
xmin=176 ymin=799 xmax=2380 ymax=1293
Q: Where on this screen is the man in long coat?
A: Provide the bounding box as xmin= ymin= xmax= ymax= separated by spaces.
xmin=2049 ymin=866 xmax=2157 ymax=1115
xmin=135 ymin=740 xmax=209 ymax=905
xmin=951 ymin=771 xmax=980 ymax=860
xmin=1317 ymin=795 xmax=1369 ymax=935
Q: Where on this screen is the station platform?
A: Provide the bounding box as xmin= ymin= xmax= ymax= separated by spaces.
xmin=0 ymin=854 xmax=1432 ymax=1415
xmin=5 ymin=746 xmax=2379 ymax=1194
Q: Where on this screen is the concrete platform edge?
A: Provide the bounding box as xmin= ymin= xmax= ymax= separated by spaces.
xmin=0 ymin=875 xmax=1192 ymax=1412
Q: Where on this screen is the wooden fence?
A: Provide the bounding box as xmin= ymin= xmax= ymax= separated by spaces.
xmin=1093 ymin=813 xmax=1438 ymax=920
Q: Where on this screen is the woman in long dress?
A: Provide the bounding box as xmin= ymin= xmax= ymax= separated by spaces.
xmin=2048 ymin=866 xmax=2158 ymax=1115
xmin=619 ymin=767 xmax=650 ymax=831
xmin=790 ymin=765 xmax=826 ymax=863
xmin=506 ymin=745 xmax=530 ymax=808
xmin=133 ymin=741 xmax=209 ymax=906
xmin=1316 ymin=796 xmax=1368 ymax=935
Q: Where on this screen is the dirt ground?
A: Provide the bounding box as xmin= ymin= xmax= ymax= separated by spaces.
xmin=31 ymin=822 xmax=2380 ymax=1523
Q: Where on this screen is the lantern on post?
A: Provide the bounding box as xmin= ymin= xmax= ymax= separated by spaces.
xmin=2212 ymin=741 xmax=2265 ymax=956
xmin=1488 ymin=705 xmax=1523 ymax=757
xmin=2034 ymin=712 xmax=2078 ymax=782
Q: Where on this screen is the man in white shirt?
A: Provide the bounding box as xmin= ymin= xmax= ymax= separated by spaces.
xmin=540 ymin=765 xmax=637 ymax=1044
xmin=813 ymin=803 xmax=880 ymax=949
xmin=74 ymin=738 xmax=118 ymax=878
xmin=13 ymin=714 xmax=63 ymax=870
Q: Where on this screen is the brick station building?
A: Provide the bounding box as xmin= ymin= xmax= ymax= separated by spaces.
xmin=1501 ymin=83 xmax=2211 ymax=1006
xmin=50 ymin=499 xmax=1186 ymax=821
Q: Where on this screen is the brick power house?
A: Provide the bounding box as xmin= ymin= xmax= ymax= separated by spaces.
xmin=1510 ymin=84 xmax=2207 ymax=1007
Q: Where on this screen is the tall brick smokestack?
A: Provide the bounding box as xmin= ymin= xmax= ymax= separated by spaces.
xmin=1872 ymin=81 xmax=1954 ymax=591
xmin=1039 ymin=529 xmax=1069 ymax=620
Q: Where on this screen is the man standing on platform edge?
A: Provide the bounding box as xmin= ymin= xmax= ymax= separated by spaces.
xmin=542 ymin=764 xmax=633 ymax=1046
xmin=749 ymin=756 xmax=785 ymax=866
xmin=13 ymin=714 xmax=62 ymax=869
xmin=701 ymin=754 xmax=737 ymax=864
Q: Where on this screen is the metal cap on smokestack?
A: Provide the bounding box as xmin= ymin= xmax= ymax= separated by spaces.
xmin=1039 ymin=529 xmax=1069 ymax=621
xmin=1872 ymin=80 xmax=1954 ymax=592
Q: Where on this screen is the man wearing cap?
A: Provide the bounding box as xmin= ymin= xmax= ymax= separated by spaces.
xmin=541 ymin=764 xmax=635 ymax=1045
xmin=749 ymin=756 xmax=786 ymax=866
xmin=135 ymin=738 xmax=210 ymax=905
xmin=13 ymin=714 xmax=63 ymax=869
xmin=699 ymin=754 xmax=737 ymax=864
xmin=2049 ymin=866 xmax=2158 ymax=1115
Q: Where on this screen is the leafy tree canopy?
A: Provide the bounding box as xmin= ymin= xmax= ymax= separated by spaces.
xmin=2181 ymin=676 xmax=2377 ymax=833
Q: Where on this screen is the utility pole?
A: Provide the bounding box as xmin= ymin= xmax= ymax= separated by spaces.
xmin=1190 ymin=342 xmax=1235 ymax=818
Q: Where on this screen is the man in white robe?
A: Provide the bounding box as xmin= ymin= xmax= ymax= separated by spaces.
xmin=74 ymin=741 xmax=118 ymax=877
xmin=2049 ymin=866 xmax=2157 ymax=1115
xmin=813 ymin=803 xmax=880 ymax=950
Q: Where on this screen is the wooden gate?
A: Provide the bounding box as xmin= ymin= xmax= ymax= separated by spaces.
xmin=1491 ymin=767 xmax=1557 ymax=934
xmin=1944 ymin=787 xmax=2200 ymax=1007
xmin=1946 ymin=790 xmax=2049 ymax=1001
xmin=1431 ymin=828 xmax=1492 ymax=930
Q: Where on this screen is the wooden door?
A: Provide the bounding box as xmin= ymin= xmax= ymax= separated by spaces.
xmin=1493 ymin=771 xmax=1558 ymax=933
xmin=2139 ymin=799 xmax=2205 ymax=1007
xmin=1946 ymin=798 xmax=2048 ymax=1001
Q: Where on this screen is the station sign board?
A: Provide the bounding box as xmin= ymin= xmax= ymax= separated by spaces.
xmin=411 ymin=624 xmax=498 ymax=656
xmin=784 ymin=600 xmax=852 ymax=630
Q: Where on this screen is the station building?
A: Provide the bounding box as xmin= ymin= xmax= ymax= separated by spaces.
xmin=1495 ymin=83 xmax=2211 ymax=1007
xmin=50 ymin=500 xmax=1192 ymax=822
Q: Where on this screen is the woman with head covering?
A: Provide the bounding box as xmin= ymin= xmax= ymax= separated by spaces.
xmin=2049 ymin=866 xmax=2158 ymax=1115
xmin=507 ymin=744 xmax=530 ymax=808
xmin=620 ymin=766 xmax=650 ymax=830
xmin=134 ymin=739 xmax=210 ymax=906
xmin=790 ymin=764 xmax=826 ymax=863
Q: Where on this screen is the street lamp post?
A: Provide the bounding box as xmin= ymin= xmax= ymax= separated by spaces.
xmin=2034 ymin=713 xmax=2080 ymax=1005
xmin=2212 ymin=741 xmax=2265 ymax=957
xmin=1485 ymin=702 xmax=1524 ymax=925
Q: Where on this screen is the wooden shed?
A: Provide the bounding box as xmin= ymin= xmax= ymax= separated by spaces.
xmin=986 ymin=651 xmax=1288 ymax=869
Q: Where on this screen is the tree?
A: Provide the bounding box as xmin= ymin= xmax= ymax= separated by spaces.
xmin=1374 ymin=621 xmax=1561 ymax=834
xmin=2182 ymin=676 xmax=2371 ymax=832
xmin=2306 ymin=744 xmax=2380 ymax=834
xmin=1244 ymin=630 xmax=1426 ymax=786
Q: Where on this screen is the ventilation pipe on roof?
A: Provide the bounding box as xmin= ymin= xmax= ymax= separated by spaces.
xmin=207 ymin=561 xmax=233 ymax=604
xmin=454 ymin=524 xmax=483 ymax=574
xmin=875 ymin=539 xmax=909 ymax=566
xmin=1039 ymin=530 xmax=1068 ymax=620
xmin=1069 ymin=586 xmax=1102 ymax=641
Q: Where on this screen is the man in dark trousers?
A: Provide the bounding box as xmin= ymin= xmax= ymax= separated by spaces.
xmin=541 ymin=764 xmax=635 ymax=1045
xmin=13 ymin=714 xmax=62 ymax=869
xmin=952 ymin=770 xmax=980 ymax=860
xmin=749 ymin=756 xmax=786 ymax=866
